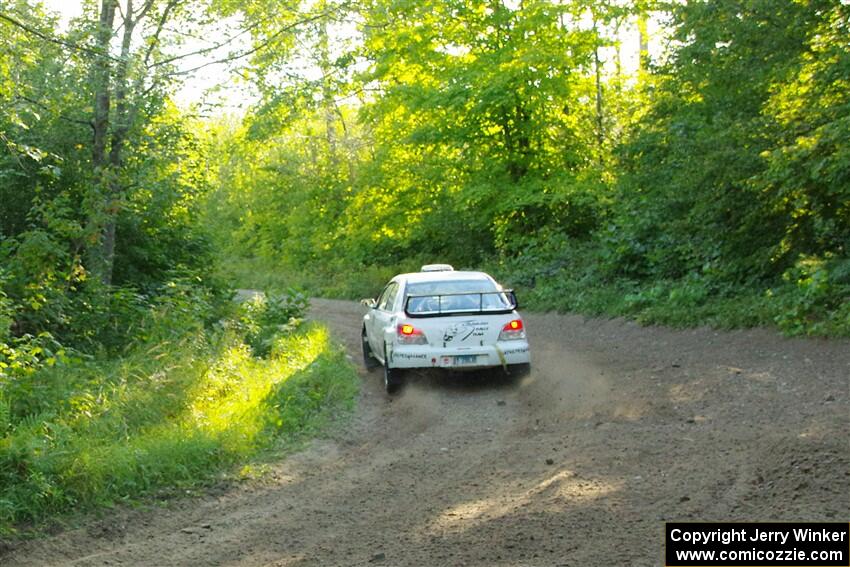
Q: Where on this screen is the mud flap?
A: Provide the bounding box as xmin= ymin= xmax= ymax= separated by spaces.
xmin=495 ymin=345 xmax=508 ymax=372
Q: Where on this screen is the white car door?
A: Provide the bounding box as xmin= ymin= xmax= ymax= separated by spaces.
xmin=365 ymin=284 xmax=388 ymax=356
xmin=370 ymin=281 xmax=399 ymax=358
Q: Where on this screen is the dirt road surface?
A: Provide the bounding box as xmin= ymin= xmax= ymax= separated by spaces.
xmin=5 ymin=299 xmax=849 ymax=566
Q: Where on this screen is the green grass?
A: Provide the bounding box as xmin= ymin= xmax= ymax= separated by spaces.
xmin=515 ymin=277 xmax=776 ymax=329
xmin=0 ymin=321 xmax=359 ymax=535
xmin=490 ymin=268 xmax=849 ymax=337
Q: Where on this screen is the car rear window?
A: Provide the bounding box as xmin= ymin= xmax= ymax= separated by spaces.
xmin=405 ymin=279 xmax=512 ymax=314
xmin=406 ymin=279 xmax=497 ymax=295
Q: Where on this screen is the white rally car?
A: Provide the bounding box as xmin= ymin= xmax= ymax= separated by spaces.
xmin=361 ymin=265 xmax=531 ymax=393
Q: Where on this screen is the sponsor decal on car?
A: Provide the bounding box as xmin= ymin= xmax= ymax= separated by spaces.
xmin=501 ymin=346 xmax=530 ymax=355
xmin=442 ymin=321 xmax=489 ymax=343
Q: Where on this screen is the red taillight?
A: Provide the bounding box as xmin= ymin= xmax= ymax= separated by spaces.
xmin=499 ymin=319 xmax=526 ymax=341
xmin=397 ymin=323 xmax=427 ymax=344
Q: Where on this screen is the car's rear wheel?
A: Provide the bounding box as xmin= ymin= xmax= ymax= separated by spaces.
xmin=362 ymin=326 xmax=380 ymax=370
xmin=383 ymin=343 xmax=404 ymax=394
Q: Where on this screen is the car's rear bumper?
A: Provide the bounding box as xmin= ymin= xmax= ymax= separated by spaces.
xmin=388 ymin=341 xmax=531 ymax=370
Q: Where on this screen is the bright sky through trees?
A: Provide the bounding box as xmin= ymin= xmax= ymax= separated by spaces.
xmin=43 ymin=0 xmax=256 ymax=110
xmin=42 ymin=0 xmax=662 ymax=112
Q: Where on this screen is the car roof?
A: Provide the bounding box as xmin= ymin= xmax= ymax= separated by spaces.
xmin=394 ymin=270 xmax=493 ymax=285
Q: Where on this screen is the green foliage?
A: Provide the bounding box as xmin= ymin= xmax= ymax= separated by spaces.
xmin=204 ymin=0 xmax=618 ymax=297
xmin=772 ymin=255 xmax=850 ymax=336
xmin=239 ymin=289 xmax=309 ymax=357
xmin=0 ymin=3 xmax=327 ymax=534
xmin=0 ymin=317 xmax=358 ymax=534
xmin=200 ymin=0 xmax=848 ymax=337
xmin=0 ymin=2 xmax=230 ymax=367
xmin=608 ymin=0 xmax=848 ymax=286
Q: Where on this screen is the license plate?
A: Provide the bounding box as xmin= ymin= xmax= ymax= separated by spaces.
xmin=452 ymin=355 xmax=478 ymax=366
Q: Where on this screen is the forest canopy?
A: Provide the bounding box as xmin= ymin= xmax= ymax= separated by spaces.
xmin=0 ymin=0 xmax=847 ymax=364
xmin=205 ymin=0 xmax=849 ymax=334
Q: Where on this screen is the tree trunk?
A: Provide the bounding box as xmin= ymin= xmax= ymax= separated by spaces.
xmin=637 ymin=11 xmax=649 ymax=72
xmin=613 ymin=20 xmax=622 ymax=83
xmin=100 ymin=0 xmax=140 ymax=285
xmin=89 ymin=0 xmax=117 ymax=284
xmin=593 ymin=20 xmax=604 ymax=149
xmin=317 ymin=2 xmax=337 ymax=166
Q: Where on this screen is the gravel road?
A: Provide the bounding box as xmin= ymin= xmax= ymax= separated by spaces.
xmin=5 ymin=298 xmax=849 ymax=566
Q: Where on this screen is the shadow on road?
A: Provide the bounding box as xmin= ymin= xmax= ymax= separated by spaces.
xmin=384 ymin=367 xmax=527 ymax=395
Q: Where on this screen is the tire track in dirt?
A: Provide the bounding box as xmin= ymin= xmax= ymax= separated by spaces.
xmin=4 ymin=298 xmax=849 ymax=566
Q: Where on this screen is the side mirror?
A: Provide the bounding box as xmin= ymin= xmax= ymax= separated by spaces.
xmin=360 ymin=298 xmax=377 ymax=309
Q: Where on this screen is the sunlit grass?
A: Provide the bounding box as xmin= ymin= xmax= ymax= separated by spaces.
xmin=0 ymin=323 xmax=358 ymax=535
xmin=188 ymin=325 xmax=328 ymax=449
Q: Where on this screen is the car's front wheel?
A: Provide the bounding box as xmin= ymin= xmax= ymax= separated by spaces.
xmin=362 ymin=326 xmax=380 ymax=370
xmin=383 ymin=343 xmax=404 ymax=394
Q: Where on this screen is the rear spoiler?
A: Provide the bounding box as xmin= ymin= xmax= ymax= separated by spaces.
xmin=404 ymin=290 xmax=518 ymax=318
